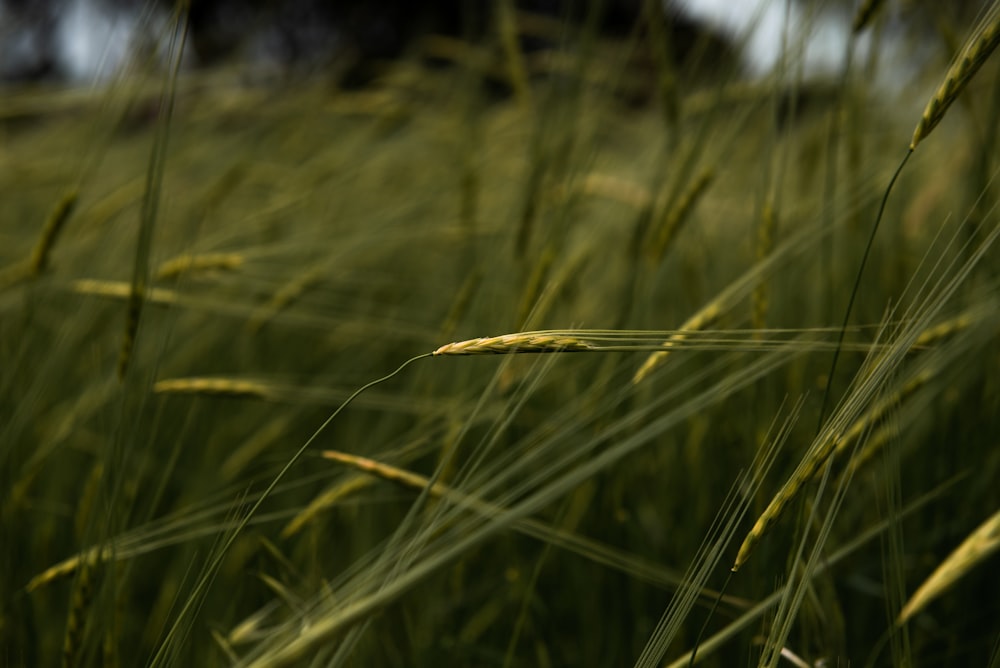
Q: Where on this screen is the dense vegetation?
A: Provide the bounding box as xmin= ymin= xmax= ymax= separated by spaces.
xmin=3 ymin=1 xmax=1000 ymax=665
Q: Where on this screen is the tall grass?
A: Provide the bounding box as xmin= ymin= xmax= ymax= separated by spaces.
xmin=3 ymin=1 xmax=1000 ymax=665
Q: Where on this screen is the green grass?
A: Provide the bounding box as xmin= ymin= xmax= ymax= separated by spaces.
xmin=3 ymin=2 xmax=1000 ymax=666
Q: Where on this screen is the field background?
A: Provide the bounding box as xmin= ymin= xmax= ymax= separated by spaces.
xmin=2 ymin=1 xmax=1000 ymax=666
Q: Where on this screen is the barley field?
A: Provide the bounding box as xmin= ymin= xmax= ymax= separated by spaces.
xmin=3 ymin=1 xmax=1000 ymax=666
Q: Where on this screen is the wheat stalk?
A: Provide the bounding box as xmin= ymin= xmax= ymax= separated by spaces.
xmin=732 ymin=219 xmax=1000 ymax=573
xmin=439 ymin=272 xmax=482 ymax=341
xmin=155 ymin=252 xmax=244 ymax=280
xmin=648 ymin=168 xmax=714 ymax=264
xmin=117 ymin=6 xmax=187 ymax=382
xmin=248 ymin=261 xmax=327 ymax=331
xmin=840 ymin=313 xmax=989 ymax=482
xmin=30 ymin=188 xmax=78 ymax=274
xmin=116 ymin=279 xmax=145 ymax=380
xmin=628 ymin=193 xmax=833 ymax=385
xmin=27 ymin=544 xmax=111 ymax=592
xmin=732 ymin=356 xmax=939 ymax=573
xmin=577 ymin=173 xmax=651 ymax=209
xmin=434 ymin=328 xmax=890 ymax=359
xmin=838 ymin=310 xmax=984 ymax=476
xmin=72 ymin=279 xmax=179 ymax=305
xmin=432 ymin=331 xmax=597 ymax=355
xmin=517 ymin=249 xmax=593 ymax=331
xmin=0 ymin=189 xmax=79 ymax=290
xmin=74 ymin=463 xmax=104 ymax=542
xmin=228 ymin=604 xmax=275 ymax=646
xmin=153 ymin=377 xmax=273 ymax=399
xmin=831 ymin=366 xmax=934 ymax=463
xmin=515 ymin=246 xmax=556 ymax=328
xmin=280 ymin=475 xmax=375 ymax=538
xmin=323 ymin=450 xmax=449 ymax=493
xmin=911 ymin=8 xmax=1000 ymax=150
xmin=898 ymin=507 xmax=1000 ymax=624
xmin=211 ymin=629 xmax=239 ymax=664
xmin=752 ymin=200 xmax=778 ymax=336
xmin=912 ymin=311 xmax=975 ymax=348
xmin=731 ymin=443 xmax=829 ymax=572
xmin=632 ymin=301 xmax=723 ymax=383
xmin=62 ymin=557 xmax=97 ymax=668
xmin=222 ymin=414 xmax=293 ymax=480
xmin=319 ymin=450 xmax=747 ymax=604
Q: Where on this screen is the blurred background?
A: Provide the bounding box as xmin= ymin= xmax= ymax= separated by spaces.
xmin=0 ymin=0 xmax=917 ymax=84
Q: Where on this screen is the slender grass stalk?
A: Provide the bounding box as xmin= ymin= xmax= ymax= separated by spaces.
xmin=117 ymin=2 xmax=187 ymax=380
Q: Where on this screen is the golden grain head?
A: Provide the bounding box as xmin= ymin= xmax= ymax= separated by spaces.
xmin=153 ymin=377 xmax=272 ymax=399
xmin=155 ymin=252 xmax=245 ymax=280
xmin=632 ymin=350 xmax=669 ymax=384
xmin=432 ymin=332 xmax=596 ymax=355
xmin=731 ymin=514 xmax=772 ymax=572
xmin=281 ymin=475 xmax=374 ymax=538
xmin=898 ymin=508 xmax=1000 ymax=624
xmin=913 ymin=313 xmax=973 ymax=348
xmin=632 ymin=303 xmax=724 ymax=384
xmin=733 ymin=417 xmax=854 ymax=572
xmin=911 ymin=14 xmax=1000 ymax=150
xmin=731 ymin=463 xmax=814 ymax=572
xmin=73 ymin=279 xmax=179 ymax=305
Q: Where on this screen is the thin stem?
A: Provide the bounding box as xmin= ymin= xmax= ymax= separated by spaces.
xmin=817 ymin=149 xmax=912 ymax=432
